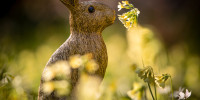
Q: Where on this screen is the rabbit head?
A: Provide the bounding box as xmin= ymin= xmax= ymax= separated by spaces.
xmin=60 ymin=0 xmax=116 ymax=33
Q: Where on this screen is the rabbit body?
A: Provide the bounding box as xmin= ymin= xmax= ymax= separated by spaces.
xmin=39 ymin=33 xmax=108 ymax=100
xmin=38 ymin=0 xmax=115 ymax=100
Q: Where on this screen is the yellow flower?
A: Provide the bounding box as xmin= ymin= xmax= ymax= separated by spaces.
xmin=54 ymin=80 xmax=71 ymax=96
xmin=82 ymin=53 xmax=93 ymax=60
xmin=125 ymin=20 xmax=131 ymax=29
xmin=118 ymin=2 xmax=124 ymax=11
xmin=69 ymin=55 xmax=83 ymax=69
xmin=43 ymin=61 xmax=71 ymax=81
xmin=136 ymin=66 xmax=154 ymax=83
xmin=127 ymin=83 xmax=144 ymax=100
xmin=43 ymin=80 xmax=71 ymax=96
xmin=118 ymin=1 xmax=140 ymax=29
xmin=133 ymin=8 xmax=140 ymax=16
xmin=122 ymin=1 xmax=129 ymax=6
xmin=43 ymin=67 xmax=56 ymax=81
xmin=155 ymin=74 xmax=171 ymax=88
xmin=85 ymin=59 xmax=99 ymax=74
xmin=53 ymin=61 xmax=71 ymax=78
xmin=118 ymin=14 xmax=127 ymax=20
xmin=81 ymin=53 xmax=93 ymax=64
xmin=136 ymin=8 xmax=140 ymax=15
xmin=43 ymin=82 xmax=54 ymax=95
xmin=118 ymin=15 xmax=126 ymax=24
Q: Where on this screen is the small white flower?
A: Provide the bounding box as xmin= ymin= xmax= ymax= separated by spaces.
xmin=174 ymin=87 xmax=191 ymax=100
xmin=185 ymin=89 xmax=192 ymax=99
xmin=178 ymin=92 xmax=185 ymax=100
xmin=174 ymin=87 xmax=184 ymax=98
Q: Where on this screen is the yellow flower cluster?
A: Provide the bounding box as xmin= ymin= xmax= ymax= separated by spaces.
xmin=118 ymin=1 xmax=140 ymax=29
xmin=136 ymin=66 xmax=154 ymax=83
xmin=69 ymin=53 xmax=99 ymax=74
xmin=43 ymin=80 xmax=70 ymax=96
xmin=43 ymin=61 xmax=71 ymax=81
xmin=155 ymin=74 xmax=171 ymax=88
xmin=135 ymin=66 xmax=171 ymax=88
xmin=42 ymin=53 xmax=99 ymax=96
xmin=132 ymin=66 xmax=172 ymax=100
xmin=42 ymin=61 xmax=71 ymax=96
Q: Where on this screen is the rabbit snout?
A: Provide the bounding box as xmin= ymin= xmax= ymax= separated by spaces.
xmin=105 ymin=8 xmax=116 ymax=26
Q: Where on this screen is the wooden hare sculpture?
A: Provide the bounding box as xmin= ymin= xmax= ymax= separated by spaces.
xmin=38 ymin=0 xmax=115 ymax=99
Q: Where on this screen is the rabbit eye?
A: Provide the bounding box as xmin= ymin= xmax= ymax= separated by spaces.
xmin=88 ymin=6 xmax=95 ymax=13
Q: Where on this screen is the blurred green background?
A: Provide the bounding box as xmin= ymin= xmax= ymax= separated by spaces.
xmin=0 ymin=0 xmax=200 ymax=100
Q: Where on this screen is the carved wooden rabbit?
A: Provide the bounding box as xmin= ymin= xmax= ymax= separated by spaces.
xmin=38 ymin=0 xmax=115 ymax=99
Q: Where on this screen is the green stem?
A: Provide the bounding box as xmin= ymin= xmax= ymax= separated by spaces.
xmin=153 ymin=73 xmax=157 ymax=100
xmin=148 ymin=83 xmax=155 ymax=100
xmin=170 ymin=77 xmax=174 ymax=100
xmin=153 ymin=81 xmax=157 ymax=100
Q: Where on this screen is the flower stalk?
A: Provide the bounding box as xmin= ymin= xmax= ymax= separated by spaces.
xmin=148 ymin=83 xmax=155 ymax=100
xmin=170 ymin=76 xmax=174 ymax=100
xmin=153 ymin=73 xmax=157 ymax=100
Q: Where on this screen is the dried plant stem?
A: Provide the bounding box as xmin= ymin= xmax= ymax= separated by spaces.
xmin=170 ymin=77 xmax=174 ymax=100
xmin=147 ymin=83 xmax=155 ymax=100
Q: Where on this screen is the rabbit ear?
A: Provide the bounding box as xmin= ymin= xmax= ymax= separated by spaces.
xmin=60 ymin=0 xmax=79 ymax=10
